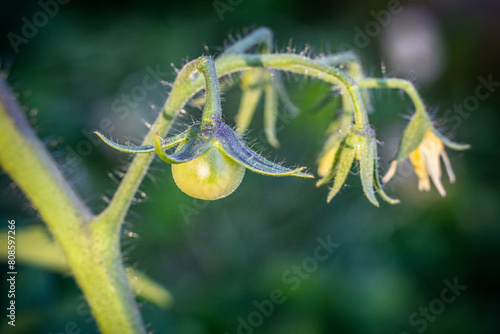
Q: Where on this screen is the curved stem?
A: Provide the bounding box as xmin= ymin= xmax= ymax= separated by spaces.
xmin=218 ymin=54 xmax=369 ymax=127
xmin=318 ymin=52 xmax=372 ymax=112
xmin=197 ymin=57 xmax=223 ymax=125
xmin=356 ymin=78 xmax=426 ymax=115
xmin=317 ymin=51 xmax=361 ymax=69
xmin=318 ymin=52 xmax=364 ymax=83
xmin=223 ymin=27 xmax=273 ymax=54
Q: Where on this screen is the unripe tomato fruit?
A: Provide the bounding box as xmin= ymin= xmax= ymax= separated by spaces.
xmin=172 ymin=146 xmax=245 ymax=200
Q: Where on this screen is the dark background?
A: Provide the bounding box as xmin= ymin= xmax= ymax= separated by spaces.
xmin=1 ymin=0 xmax=499 ymax=333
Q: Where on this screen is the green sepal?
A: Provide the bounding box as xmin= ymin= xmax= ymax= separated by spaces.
xmin=395 ymin=112 xmax=431 ymax=162
xmin=317 ymin=134 xmax=343 ymax=177
xmin=215 ymin=123 xmax=313 ymax=178
xmin=358 ymin=133 xmax=379 ymax=207
xmin=316 ymin=110 xmax=353 ymax=177
xmin=154 ymin=126 xmax=211 ymax=164
xmin=235 ymin=69 xmax=265 ymax=133
xmin=264 ymin=80 xmax=280 ymax=148
xmin=374 ymin=163 xmax=400 ymax=205
xmin=325 ymin=132 xmax=360 ymax=202
xmin=316 ymin=136 xmax=346 ymax=187
xmin=370 ymin=136 xmax=400 ymax=204
xmin=273 ymin=71 xmax=299 ymax=116
xmin=430 ymin=127 xmax=471 ymax=151
xmin=235 ymin=85 xmax=263 ymax=132
xmin=95 ymin=128 xmax=190 ymax=154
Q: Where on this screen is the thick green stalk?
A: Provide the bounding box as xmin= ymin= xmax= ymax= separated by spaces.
xmin=0 ymin=78 xmax=145 ymax=334
xmin=0 ymin=226 xmax=173 ymax=309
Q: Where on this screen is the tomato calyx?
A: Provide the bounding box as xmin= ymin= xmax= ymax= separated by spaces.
xmin=96 ymin=56 xmax=313 ymax=200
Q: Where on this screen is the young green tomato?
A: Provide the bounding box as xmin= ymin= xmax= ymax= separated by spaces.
xmin=172 ymin=145 xmax=246 ymax=200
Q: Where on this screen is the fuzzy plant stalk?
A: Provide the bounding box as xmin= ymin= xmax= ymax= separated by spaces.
xmin=0 ymin=78 xmax=146 ymax=333
xmin=0 ymin=27 xmax=468 ymax=334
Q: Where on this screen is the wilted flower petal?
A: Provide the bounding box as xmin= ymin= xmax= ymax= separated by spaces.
xmin=382 ymin=105 xmax=469 ymax=197
xmin=408 ymin=149 xmax=431 ymax=192
xmin=413 ymin=130 xmax=454 ymax=197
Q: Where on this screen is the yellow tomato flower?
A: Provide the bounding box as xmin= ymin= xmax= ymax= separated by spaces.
xmin=384 ymin=129 xmax=456 ymax=196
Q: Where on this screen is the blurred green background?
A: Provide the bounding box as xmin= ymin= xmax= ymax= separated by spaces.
xmin=1 ymin=0 xmax=499 ymax=333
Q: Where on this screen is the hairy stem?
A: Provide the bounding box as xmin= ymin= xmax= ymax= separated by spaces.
xmin=318 ymin=51 xmax=361 ymax=69
xmin=197 ymin=57 xmax=223 ymax=125
xmin=223 ymin=27 xmax=273 ymax=54
xmin=217 ymin=54 xmax=369 ymax=126
xmin=357 ymin=78 xmax=426 ymax=115
xmin=95 ymin=60 xmax=200 ymax=230
xmin=0 ymin=77 xmax=146 ymax=334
